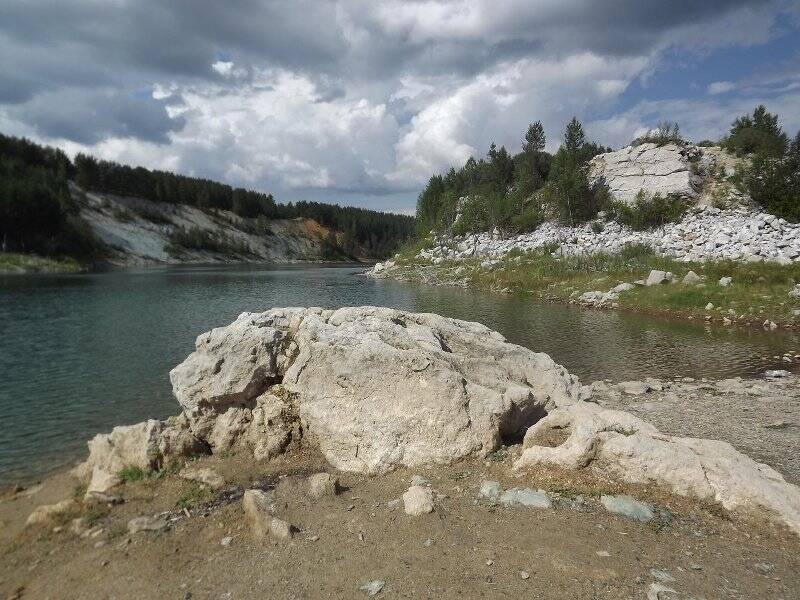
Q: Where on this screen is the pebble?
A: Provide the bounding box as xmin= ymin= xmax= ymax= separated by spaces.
xmin=220 ymin=536 xmax=232 ymax=547
xmin=498 ymin=488 xmax=552 ymax=509
xmin=359 ymin=580 xmax=385 ymax=597
xmin=650 ymin=569 xmax=675 ymax=582
xmin=596 ymin=550 xmax=611 ymax=557
xmin=600 ymin=495 xmax=655 ymax=522
xmin=520 ymin=571 xmax=530 ymax=580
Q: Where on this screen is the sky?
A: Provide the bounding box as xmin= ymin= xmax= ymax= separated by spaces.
xmin=1 ymin=1 xmax=799 ymax=214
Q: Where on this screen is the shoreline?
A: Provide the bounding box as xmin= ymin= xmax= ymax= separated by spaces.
xmin=0 ymin=253 xmax=376 ymax=276
xmin=367 ymin=253 xmax=800 ymax=334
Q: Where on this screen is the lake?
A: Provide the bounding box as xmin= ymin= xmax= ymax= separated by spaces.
xmin=1 ymin=263 xmax=797 ymax=486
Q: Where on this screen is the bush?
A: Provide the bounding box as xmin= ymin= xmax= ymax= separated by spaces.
xmin=743 ymin=133 xmax=800 ymax=222
xmin=608 ymin=191 xmax=690 ymax=231
xmin=723 ymin=105 xmax=788 ymax=158
xmin=130 ymin=203 xmax=172 ymax=225
xmin=118 ymin=465 xmax=145 ymax=483
xmin=632 ymin=121 xmax=683 ymax=146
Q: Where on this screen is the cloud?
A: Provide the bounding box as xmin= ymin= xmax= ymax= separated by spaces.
xmin=708 ymin=81 xmax=737 ymax=95
xmin=0 ymin=0 xmax=795 ymax=210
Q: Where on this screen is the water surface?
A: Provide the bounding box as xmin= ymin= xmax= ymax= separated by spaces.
xmin=1 ymin=263 xmax=797 ymax=485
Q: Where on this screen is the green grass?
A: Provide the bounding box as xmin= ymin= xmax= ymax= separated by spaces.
xmin=175 ymin=484 xmax=210 ymax=510
xmin=118 ymin=465 xmax=145 ymax=484
xmin=0 ymin=252 xmax=83 ymax=274
xmin=394 ymin=241 xmax=800 ymax=327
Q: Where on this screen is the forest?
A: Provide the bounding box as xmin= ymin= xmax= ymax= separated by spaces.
xmin=415 ymin=106 xmax=800 ymax=237
xmin=0 ymin=134 xmax=414 ymax=260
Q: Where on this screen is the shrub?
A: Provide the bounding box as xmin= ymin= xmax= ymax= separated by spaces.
xmin=743 ymin=134 xmax=800 ymax=222
xmin=118 ymin=465 xmax=145 ymax=484
xmin=130 ymin=203 xmax=172 ymax=225
xmin=632 ymin=121 xmax=683 ymax=146
xmin=175 ymin=485 xmax=210 ymax=510
xmin=608 ymin=191 xmax=691 ymax=231
xmin=723 ymin=105 xmax=788 ymax=158
xmin=111 ymin=205 xmax=135 ymax=223
xmin=590 ymin=221 xmax=604 ymax=234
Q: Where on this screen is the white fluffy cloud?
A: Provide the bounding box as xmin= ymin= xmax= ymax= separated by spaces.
xmin=1 ymin=0 xmax=796 ymax=212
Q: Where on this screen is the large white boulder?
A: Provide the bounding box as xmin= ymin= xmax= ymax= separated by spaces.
xmin=515 ymin=402 xmax=800 ymax=534
xmin=588 ymin=143 xmax=700 ymax=204
xmin=170 ymin=307 xmax=582 ymax=473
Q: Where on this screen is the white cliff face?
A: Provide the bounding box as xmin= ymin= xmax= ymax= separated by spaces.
xmin=588 ymin=143 xmax=702 ymax=204
xmin=386 ymin=206 xmax=800 ymax=266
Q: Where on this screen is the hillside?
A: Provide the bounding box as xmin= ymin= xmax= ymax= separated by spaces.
xmin=77 ymin=185 xmax=373 ymax=266
xmin=0 ymin=133 xmax=414 ymax=271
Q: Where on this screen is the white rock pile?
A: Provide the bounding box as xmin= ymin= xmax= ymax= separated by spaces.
xmin=404 ymin=207 xmax=800 ymax=266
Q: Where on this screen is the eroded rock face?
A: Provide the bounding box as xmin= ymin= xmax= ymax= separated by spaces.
xmin=588 ymin=143 xmax=701 ymax=204
xmin=170 ymin=307 xmax=582 ymax=473
xmin=515 ymin=402 xmax=800 ymax=534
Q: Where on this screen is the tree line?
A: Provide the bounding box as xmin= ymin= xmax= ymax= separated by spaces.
xmin=0 ymin=133 xmax=414 ymax=259
xmin=416 ymin=105 xmax=800 ymax=236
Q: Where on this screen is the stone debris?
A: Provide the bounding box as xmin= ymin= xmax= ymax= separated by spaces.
xmin=359 ymin=580 xmax=385 ymax=597
xmin=478 ymin=480 xmax=502 ymax=502
xmin=127 ymin=515 xmax=169 ymax=534
xmin=25 ymin=499 xmax=78 ymax=527
xmin=242 ymin=489 xmax=277 ymax=540
xmin=307 ymin=473 xmax=340 ymax=499
xmin=268 ymin=517 xmax=294 ymax=540
xmin=718 ymin=276 xmax=732 ymax=287
xmin=682 ymin=270 xmax=701 ymax=284
xmin=600 ymin=495 xmax=655 ymax=523
xmin=373 ymin=205 xmax=800 ymax=268
xmin=647 ymin=582 xmax=679 ymax=600
xmin=650 ymin=569 xmax=675 ymax=583
xmin=498 ymin=488 xmax=552 ymax=509
xmin=646 ymin=270 xmax=673 ymax=286
xmin=402 ymin=485 xmax=434 ymax=516
xmin=517 ymin=402 xmax=800 ymax=533
xmin=180 ymin=467 xmax=224 ymax=488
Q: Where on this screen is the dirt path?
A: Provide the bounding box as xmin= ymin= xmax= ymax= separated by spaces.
xmin=1 ymin=447 xmax=798 ymax=600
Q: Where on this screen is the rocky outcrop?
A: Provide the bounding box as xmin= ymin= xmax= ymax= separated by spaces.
xmin=169 ymin=307 xmax=581 ymax=474
xmin=515 ymin=402 xmax=800 ymax=534
xmin=74 ymin=307 xmax=800 ymax=534
xmin=386 ymin=206 xmax=800 ymax=266
xmin=588 ymin=143 xmax=702 ymax=204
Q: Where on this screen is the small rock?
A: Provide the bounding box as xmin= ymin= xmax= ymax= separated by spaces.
xmin=498 ymin=488 xmax=552 ymax=509
xmin=220 ymin=536 xmax=233 ymax=546
xmin=85 ymin=491 xmax=123 ymax=505
xmin=718 ymin=276 xmax=732 ymax=287
xmin=93 ymin=540 xmax=106 ymax=549
xmin=410 ymin=475 xmax=430 ymax=486
xmin=765 ymin=369 xmax=791 ymax=378
xmin=180 ymin=467 xmax=224 ymax=489
xmin=359 ymin=580 xmax=385 ymax=597
xmin=647 ymin=582 xmax=678 ymax=600
xmin=596 ymin=550 xmax=611 ymax=557
xmin=764 ymin=420 xmax=792 ymax=430
xmin=650 ymin=569 xmax=675 ymax=582
xmin=600 ymin=495 xmax=654 ymax=522
xmin=618 ymin=381 xmax=651 ymax=395
xmin=307 ymin=473 xmax=340 ymax=499
xmin=242 ymin=489 xmax=276 ymax=540
xmin=386 ymin=498 xmax=401 ymax=509
xmin=682 ymin=271 xmax=701 ymax=284
xmin=402 ymin=485 xmax=434 ymax=516
xmin=646 ymin=270 xmax=673 ymax=286
xmin=705 ymin=303 xmax=714 ymax=310
xmin=478 ymin=480 xmax=502 ymax=502
xmin=754 ymin=562 xmax=775 ymax=575
xmin=268 ymin=517 xmax=294 ymax=540
xmin=25 ymin=499 xmax=78 ymax=527
xmin=520 ymin=571 xmax=530 ymax=580
xmin=423 ymin=538 xmax=434 ymax=547
xmin=127 ymin=515 xmax=168 ymax=534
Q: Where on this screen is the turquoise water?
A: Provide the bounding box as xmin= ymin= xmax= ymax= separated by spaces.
xmin=1 ymin=263 xmax=797 ymax=485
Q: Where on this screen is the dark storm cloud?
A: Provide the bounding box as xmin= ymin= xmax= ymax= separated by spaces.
xmin=8 ymin=89 xmax=185 ymax=144
xmin=0 ymin=0 xmax=787 ymax=164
